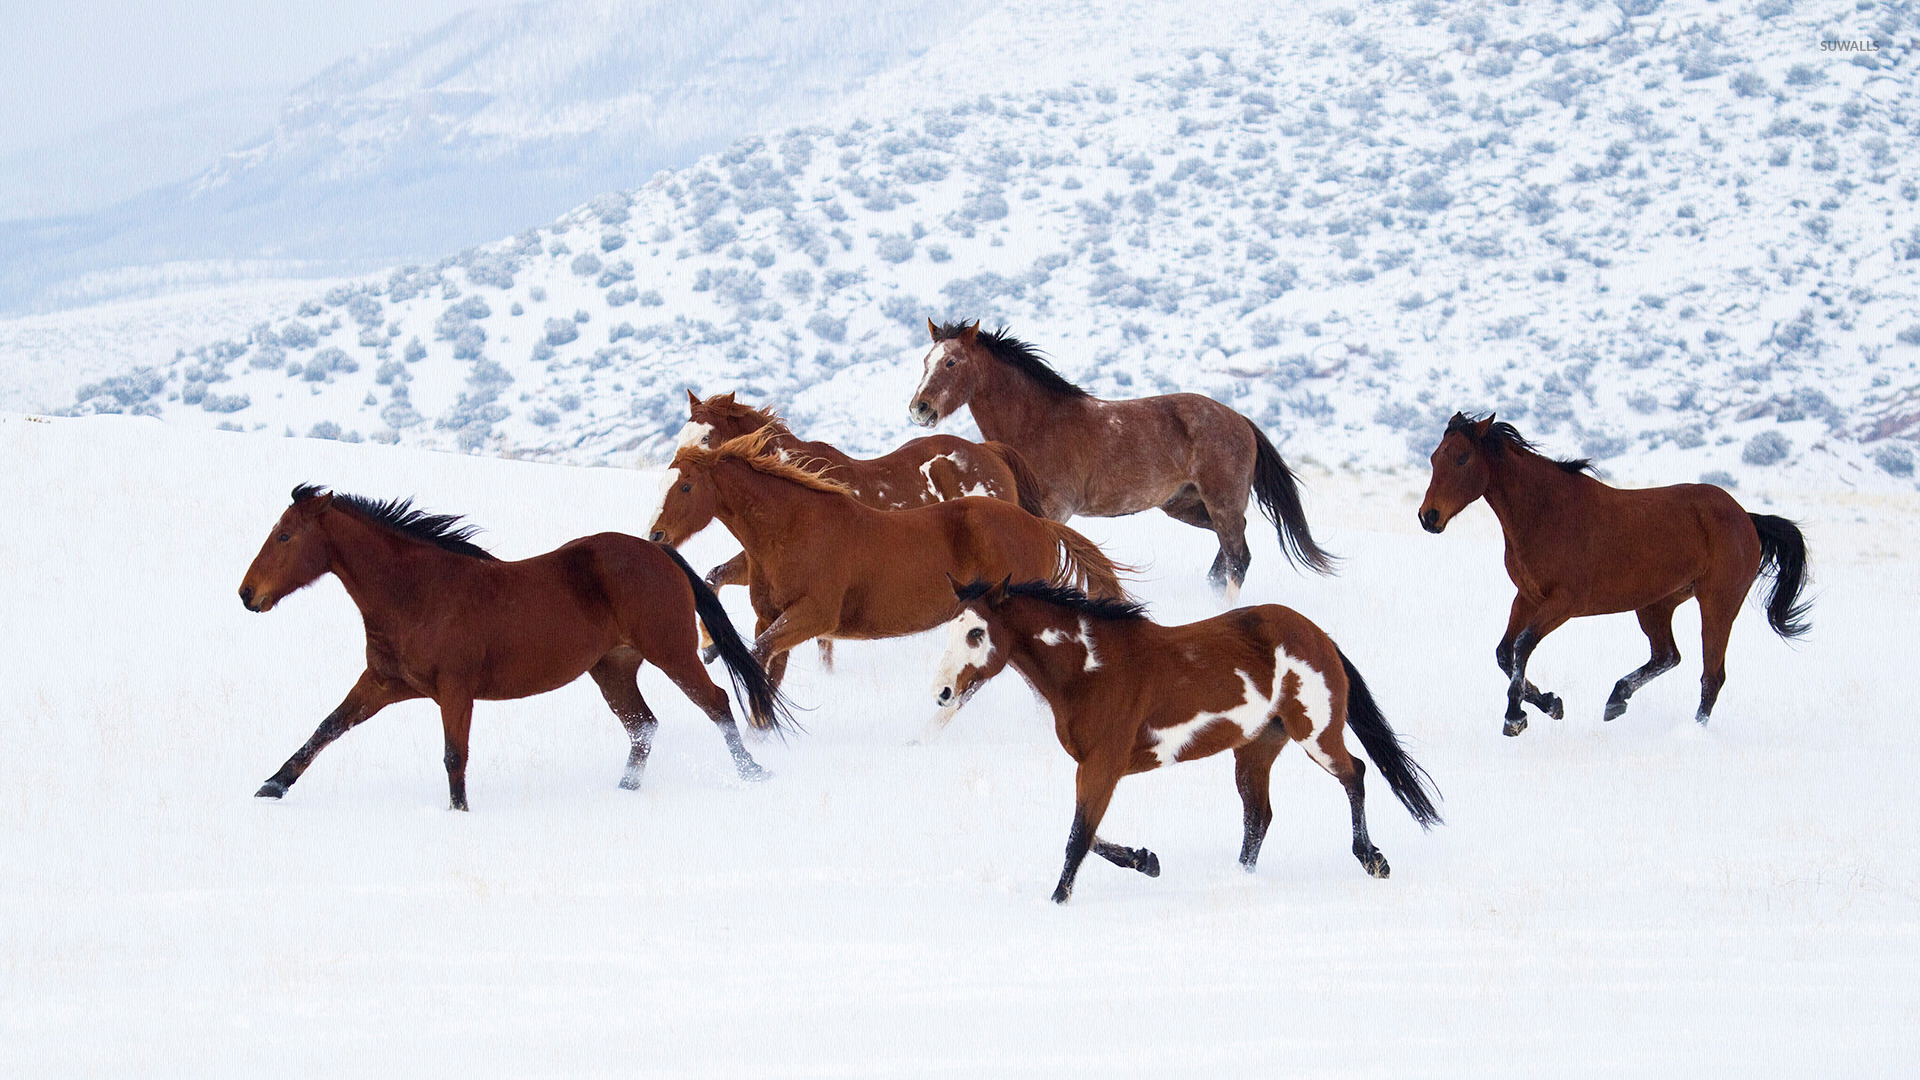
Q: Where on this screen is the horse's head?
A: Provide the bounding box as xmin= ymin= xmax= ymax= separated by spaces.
xmin=909 ymin=319 xmax=985 ymax=427
xmin=239 ymin=485 xmax=336 ymax=612
xmin=932 ymin=575 xmax=1015 ymax=709
xmin=676 ymin=390 xmax=769 ymax=450
xmin=1419 ymin=413 xmax=1496 ymax=534
xmin=647 ymin=451 xmax=718 ymax=546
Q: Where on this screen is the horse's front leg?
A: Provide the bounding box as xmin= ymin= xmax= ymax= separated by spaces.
xmin=257 ymin=670 xmax=417 ymax=799
xmin=1497 ymin=596 xmax=1564 ymax=727
xmin=1500 ymin=609 xmax=1572 ymax=737
xmin=438 ymin=693 xmax=476 ymax=811
xmin=1053 ymin=755 xmax=1126 ymax=903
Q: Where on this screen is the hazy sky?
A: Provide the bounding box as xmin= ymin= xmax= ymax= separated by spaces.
xmin=0 ymin=1 xmax=512 ymax=158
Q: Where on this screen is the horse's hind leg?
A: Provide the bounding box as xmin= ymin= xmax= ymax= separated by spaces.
xmin=257 ymin=669 xmax=416 ymax=800
xmin=438 ymin=694 xmax=475 ymax=812
xmin=1694 ymin=588 xmax=1740 ymax=724
xmin=649 ymin=646 xmax=767 ymax=781
xmin=1233 ymin=737 xmax=1283 ymax=871
xmin=1304 ymin=729 xmax=1389 ymax=879
xmin=1605 ymin=592 xmax=1686 ymax=721
xmin=588 ymin=652 xmax=661 ymax=789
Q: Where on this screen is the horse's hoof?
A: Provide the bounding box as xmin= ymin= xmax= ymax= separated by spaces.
xmin=1138 ymin=850 xmax=1160 ymax=878
xmin=255 ymin=781 xmax=286 ymax=799
xmin=1503 ymin=716 xmax=1528 ymax=737
xmin=618 ymin=773 xmax=643 ymax=791
xmin=1544 ymin=695 xmax=1565 ymax=720
xmin=1603 ymin=699 xmax=1627 ymax=722
xmin=1363 ymin=852 xmax=1391 ymax=879
xmin=735 ymin=762 xmax=770 ymax=782
xmin=699 ymin=644 xmax=720 ymax=665
xmin=1050 ymin=885 xmax=1073 ymax=905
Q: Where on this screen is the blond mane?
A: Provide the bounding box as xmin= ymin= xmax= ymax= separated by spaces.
xmin=670 ymin=427 xmax=850 ymax=495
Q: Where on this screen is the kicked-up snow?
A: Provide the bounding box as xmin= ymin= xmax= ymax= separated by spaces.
xmin=1 ymin=412 xmax=1914 ymax=1075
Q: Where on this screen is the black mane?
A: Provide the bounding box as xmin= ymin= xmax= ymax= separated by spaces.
xmin=933 ymin=321 xmax=1090 ymax=398
xmin=954 ymin=578 xmax=1149 ymax=622
xmin=1445 ymin=413 xmax=1596 ymax=476
xmin=291 ymin=483 xmax=497 ymax=559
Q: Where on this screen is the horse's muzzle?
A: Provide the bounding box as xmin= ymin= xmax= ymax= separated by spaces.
xmin=238 ymin=585 xmax=268 ymax=612
xmin=1418 ymin=508 xmax=1445 ymax=534
xmin=908 ymin=401 xmax=937 ymax=427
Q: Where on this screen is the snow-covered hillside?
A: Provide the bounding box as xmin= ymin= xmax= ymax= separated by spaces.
xmin=0 ymin=0 xmax=993 ymax=313
xmin=48 ymin=0 xmax=1920 ymax=491
xmin=3 ymin=411 xmax=1915 ymax=1074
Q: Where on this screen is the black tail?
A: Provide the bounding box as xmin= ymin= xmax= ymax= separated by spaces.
xmin=1247 ymin=420 xmax=1337 ymax=574
xmin=658 ymin=543 xmax=794 ymax=733
xmin=1337 ymin=648 xmax=1442 ymax=829
xmin=1748 ymin=513 xmax=1812 ymax=639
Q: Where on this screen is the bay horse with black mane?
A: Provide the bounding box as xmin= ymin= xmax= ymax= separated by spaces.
xmin=909 ymin=320 xmax=1336 ymax=600
xmin=239 ymin=484 xmax=787 ymax=810
xmin=674 ymin=390 xmax=1045 ymax=667
xmin=932 ymin=578 xmax=1441 ymax=903
xmin=647 ymin=429 xmax=1129 ymax=693
xmin=1419 ymin=414 xmax=1811 ymax=736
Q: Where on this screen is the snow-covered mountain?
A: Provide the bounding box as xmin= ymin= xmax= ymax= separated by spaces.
xmin=0 ymin=0 xmax=993 ymax=313
xmin=56 ymin=0 xmax=1920 ymax=490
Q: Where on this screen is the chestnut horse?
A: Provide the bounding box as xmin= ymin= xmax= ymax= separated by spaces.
xmin=1419 ymin=414 xmax=1811 ymax=736
xmin=647 ymin=429 xmax=1129 ymax=690
xmin=908 ymin=320 xmax=1335 ymax=600
xmin=674 ymin=390 xmax=1045 ymax=667
xmin=932 ymin=578 xmax=1441 ymax=903
xmin=240 ymin=484 xmax=787 ymax=810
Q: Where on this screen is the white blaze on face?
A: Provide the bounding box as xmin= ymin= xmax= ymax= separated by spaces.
xmin=933 ymin=608 xmax=993 ymax=704
xmin=1148 ymin=646 xmax=1335 ymax=767
xmin=648 ymin=467 xmax=681 ymax=534
xmin=911 ymin=343 xmax=945 ymax=410
xmin=672 ymin=420 xmax=713 ymax=449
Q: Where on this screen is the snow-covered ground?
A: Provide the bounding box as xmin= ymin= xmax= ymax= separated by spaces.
xmin=3 ymin=411 xmax=1914 ymax=1075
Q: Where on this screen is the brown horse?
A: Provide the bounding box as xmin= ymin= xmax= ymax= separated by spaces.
xmin=239 ymin=484 xmax=787 ymax=810
xmin=646 ymin=429 xmax=1128 ymax=690
xmin=673 ymin=390 xmax=1045 ymax=668
xmin=1418 ymin=414 xmax=1811 ymax=736
xmin=908 ymin=320 xmax=1335 ymax=600
xmin=932 ymin=578 xmax=1441 ymax=903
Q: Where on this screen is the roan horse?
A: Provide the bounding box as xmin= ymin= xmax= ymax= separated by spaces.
xmin=1419 ymin=414 xmax=1811 ymax=736
xmin=908 ymin=320 xmax=1336 ymax=599
xmin=239 ymin=484 xmax=787 ymax=810
xmin=932 ymin=578 xmax=1442 ymax=903
xmin=674 ymin=390 xmax=1045 ymax=667
xmin=647 ymin=429 xmax=1129 ymax=691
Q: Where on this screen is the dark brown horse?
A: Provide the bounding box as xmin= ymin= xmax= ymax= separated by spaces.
xmin=240 ymin=484 xmax=787 ymax=810
xmin=932 ymin=578 xmax=1441 ymax=903
xmin=647 ymin=429 xmax=1128 ymax=690
xmin=673 ymin=390 xmax=1045 ymax=668
xmin=908 ymin=320 xmax=1335 ymax=600
xmin=1418 ymin=414 xmax=1811 ymax=736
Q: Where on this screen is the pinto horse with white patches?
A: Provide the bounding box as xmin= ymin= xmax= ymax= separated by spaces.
xmin=672 ymin=391 xmax=1044 ymax=667
xmin=909 ymin=320 xmax=1336 ymax=600
xmin=932 ymin=578 xmax=1441 ymax=903
xmin=1419 ymin=413 xmax=1811 ymax=736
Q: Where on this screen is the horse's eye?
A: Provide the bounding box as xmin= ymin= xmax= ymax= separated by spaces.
xmin=967 ymin=627 xmax=985 ymax=647
xmin=277 ymin=533 xmax=290 ymax=543
xmin=945 ymin=359 xmax=955 ymax=368
xmin=680 ymin=483 xmax=692 ymax=493
xmin=1454 ymin=454 xmax=1470 ymax=467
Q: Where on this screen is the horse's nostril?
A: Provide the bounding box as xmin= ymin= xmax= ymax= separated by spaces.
xmin=239 ymin=585 xmax=254 ymax=605
xmin=648 ymin=531 xmax=665 ymax=543
xmin=938 ymin=686 xmax=952 ymax=702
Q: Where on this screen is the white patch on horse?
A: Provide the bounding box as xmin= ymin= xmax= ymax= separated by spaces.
xmin=673 ymin=421 xmax=712 ymax=449
xmin=648 ymin=467 xmax=681 ymax=534
xmin=933 ymin=609 xmax=993 ymax=704
xmin=911 ymin=344 xmax=943 ymax=406
xmin=1036 ymin=618 xmax=1101 ymax=671
xmin=918 ymin=453 xmax=961 ymax=500
xmin=962 ymin=482 xmax=993 ymax=498
xmin=1222 ymin=578 xmax=1242 ymax=606
xmin=1148 ymin=647 xmax=1333 ymax=767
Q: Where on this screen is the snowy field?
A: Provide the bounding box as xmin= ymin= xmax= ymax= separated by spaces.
xmin=2 ymin=411 xmax=1915 ymax=1076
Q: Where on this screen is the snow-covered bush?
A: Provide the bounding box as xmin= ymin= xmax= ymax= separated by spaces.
xmin=1741 ymin=431 xmax=1791 ymax=466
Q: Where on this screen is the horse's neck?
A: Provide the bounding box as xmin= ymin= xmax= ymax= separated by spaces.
xmin=706 ymin=461 xmax=832 ymax=551
xmin=967 ymin=374 xmax=1085 ymax=473
xmin=1484 ymin=453 xmax=1589 ymax=541
xmin=1002 ymin=604 xmax=1103 ymax=707
xmin=764 ymin=427 xmax=854 ymax=469
xmin=321 ymin=512 xmax=447 ymax=624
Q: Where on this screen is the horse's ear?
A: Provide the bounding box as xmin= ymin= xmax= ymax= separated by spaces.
xmin=946 ymin=572 xmax=965 ymax=598
xmin=301 ymin=491 xmax=334 ymax=514
xmin=958 ymin=320 xmax=979 ymax=345
xmin=1472 ymin=414 xmax=1496 ymax=439
xmin=985 ymin=574 xmax=1012 ymax=606
xmin=686 ymin=388 xmax=700 ymax=408
xmin=927 ymin=317 xmax=939 ymax=341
